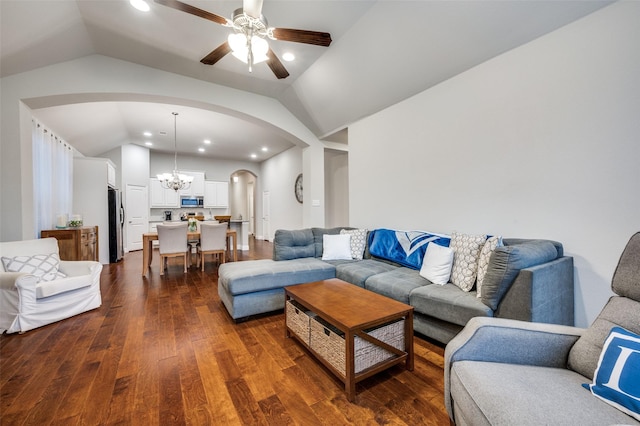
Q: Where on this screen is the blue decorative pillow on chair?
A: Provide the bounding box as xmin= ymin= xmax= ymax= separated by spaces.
xmin=583 ymin=326 xmax=640 ymax=421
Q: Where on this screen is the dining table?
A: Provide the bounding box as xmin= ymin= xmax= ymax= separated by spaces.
xmin=142 ymin=230 xmax=237 ymax=275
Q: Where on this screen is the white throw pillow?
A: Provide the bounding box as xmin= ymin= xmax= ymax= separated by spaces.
xmin=1 ymin=253 xmax=67 ymax=282
xmin=322 ymin=234 xmax=353 ymax=260
xmin=419 ymin=243 xmax=454 ymax=285
xmin=450 ymin=232 xmax=487 ymax=292
xmin=340 ymin=228 xmax=368 ymax=260
xmin=476 ymin=236 xmax=503 ymax=298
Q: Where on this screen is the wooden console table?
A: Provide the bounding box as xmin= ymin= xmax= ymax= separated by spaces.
xmin=41 ymin=226 xmax=98 ymax=262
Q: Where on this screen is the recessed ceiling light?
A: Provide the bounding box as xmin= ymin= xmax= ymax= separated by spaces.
xmin=145 ymin=141 xmax=153 ymax=146
xmin=282 ymin=52 xmax=295 ymax=62
xmin=250 ymin=154 xmax=257 ymax=159
xmin=261 ymin=147 xmax=268 ymax=152
xmin=130 ymin=0 xmax=150 ymax=12
xmin=143 ymin=131 xmax=152 ymax=137
xmin=204 ymin=139 xmax=211 ymax=144
xmin=198 ymin=148 xmax=205 ymax=153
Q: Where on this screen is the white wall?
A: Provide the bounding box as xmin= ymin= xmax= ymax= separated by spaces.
xmin=324 ymin=149 xmax=349 ymax=228
xmin=149 ymin=151 xmax=259 ymax=183
xmin=349 ymin=1 xmax=640 ymax=328
xmin=260 ymin=146 xmax=304 ymax=238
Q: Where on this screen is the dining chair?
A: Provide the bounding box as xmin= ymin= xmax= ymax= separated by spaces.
xmin=157 ymin=222 xmax=189 ymax=275
xmin=188 ymin=219 xmax=201 ymax=266
xmin=198 ymin=222 xmax=228 ymax=271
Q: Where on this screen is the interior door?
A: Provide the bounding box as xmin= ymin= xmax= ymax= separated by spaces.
xmin=126 ymin=184 xmax=148 ymax=251
xmin=262 ymin=190 xmax=270 ymax=241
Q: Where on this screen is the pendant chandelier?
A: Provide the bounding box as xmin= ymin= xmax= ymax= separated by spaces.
xmin=156 ymin=112 xmax=193 ymax=191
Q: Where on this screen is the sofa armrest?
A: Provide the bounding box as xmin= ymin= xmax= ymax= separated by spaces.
xmin=0 ymin=271 xmax=25 ymax=290
xmin=497 ymin=256 xmax=575 ymax=325
xmin=443 ymin=317 xmax=584 ymax=420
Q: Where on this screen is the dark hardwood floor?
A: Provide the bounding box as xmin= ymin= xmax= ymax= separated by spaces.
xmin=0 ymin=237 xmax=448 ymax=425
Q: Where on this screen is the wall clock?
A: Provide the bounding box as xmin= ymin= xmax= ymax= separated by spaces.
xmin=294 ymin=173 xmax=303 ymax=204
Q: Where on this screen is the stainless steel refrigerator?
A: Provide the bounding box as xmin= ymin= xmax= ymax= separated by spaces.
xmin=108 ymin=187 xmax=124 ymax=263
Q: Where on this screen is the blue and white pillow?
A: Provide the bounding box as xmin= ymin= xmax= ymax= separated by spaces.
xmin=583 ymin=326 xmax=640 ymax=421
xmin=368 ymin=229 xmax=451 ymax=270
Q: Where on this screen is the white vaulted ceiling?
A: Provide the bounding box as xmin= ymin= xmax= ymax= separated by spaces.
xmin=0 ymin=0 xmax=612 ymax=160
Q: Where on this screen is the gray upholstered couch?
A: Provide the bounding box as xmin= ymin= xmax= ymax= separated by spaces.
xmin=444 ymin=232 xmax=640 ymax=425
xmin=218 ymin=227 xmax=574 ymax=344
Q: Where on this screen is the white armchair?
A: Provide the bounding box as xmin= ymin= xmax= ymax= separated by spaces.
xmin=0 ymin=237 xmax=102 ymax=334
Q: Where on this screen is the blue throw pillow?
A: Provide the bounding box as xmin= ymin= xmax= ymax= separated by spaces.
xmin=583 ymin=326 xmax=640 ymax=421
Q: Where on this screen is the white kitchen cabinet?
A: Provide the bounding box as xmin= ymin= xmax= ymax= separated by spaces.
xmin=149 ymin=178 xmax=179 ymax=208
xmin=204 ymin=181 xmax=229 ymax=208
xmin=178 ymin=171 xmax=205 ymax=197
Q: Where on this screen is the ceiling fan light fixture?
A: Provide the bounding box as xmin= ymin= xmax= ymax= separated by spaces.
xmin=154 ymin=0 xmax=330 ymax=78
xmin=228 ymin=33 xmax=269 ymax=65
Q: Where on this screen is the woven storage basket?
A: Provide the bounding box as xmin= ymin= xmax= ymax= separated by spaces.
xmin=286 ymin=300 xmax=314 ymax=344
xmin=309 ymin=316 xmax=405 ymax=376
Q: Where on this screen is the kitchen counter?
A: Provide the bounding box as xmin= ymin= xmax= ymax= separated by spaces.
xmin=229 ymin=220 xmax=249 ymax=251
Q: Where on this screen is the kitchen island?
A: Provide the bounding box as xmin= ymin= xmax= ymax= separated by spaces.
xmin=229 ymin=220 xmax=249 ymax=251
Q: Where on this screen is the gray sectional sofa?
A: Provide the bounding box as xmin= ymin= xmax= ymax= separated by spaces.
xmin=218 ymin=227 xmax=574 ymax=344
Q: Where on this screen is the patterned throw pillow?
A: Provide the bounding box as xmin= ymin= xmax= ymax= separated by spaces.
xmin=1 ymin=254 xmax=67 ymax=282
xmin=583 ymin=326 xmax=640 ymax=421
xmin=476 ymin=236 xmax=503 ymax=298
xmin=340 ymin=228 xmax=368 ymax=260
xmin=450 ymin=232 xmax=487 ymax=292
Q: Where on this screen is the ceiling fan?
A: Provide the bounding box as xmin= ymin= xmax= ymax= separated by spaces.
xmin=154 ymin=0 xmax=332 ymax=79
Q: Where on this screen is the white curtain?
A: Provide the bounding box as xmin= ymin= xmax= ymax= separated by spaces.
xmin=32 ymin=119 xmax=73 ymax=237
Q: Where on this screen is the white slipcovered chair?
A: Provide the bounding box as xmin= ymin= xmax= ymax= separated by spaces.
xmin=157 ymin=222 xmax=190 ymax=275
xmin=197 ymin=222 xmax=228 ymax=271
xmin=0 ymin=237 xmax=102 ymax=334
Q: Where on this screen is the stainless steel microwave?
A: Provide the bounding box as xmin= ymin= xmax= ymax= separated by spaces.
xmin=180 ymin=196 xmax=203 ymax=208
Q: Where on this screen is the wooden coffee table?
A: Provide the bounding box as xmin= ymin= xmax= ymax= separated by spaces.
xmin=285 ymin=278 xmax=414 ymax=402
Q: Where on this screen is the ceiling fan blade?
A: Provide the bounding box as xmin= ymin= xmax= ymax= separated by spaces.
xmin=266 ymin=49 xmax=289 ymax=79
xmin=243 ymin=0 xmax=264 ymax=19
xmin=200 ymin=42 xmax=232 ymax=65
xmin=154 ymin=0 xmax=227 ymax=25
xmin=271 ymin=28 xmax=332 ymax=47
